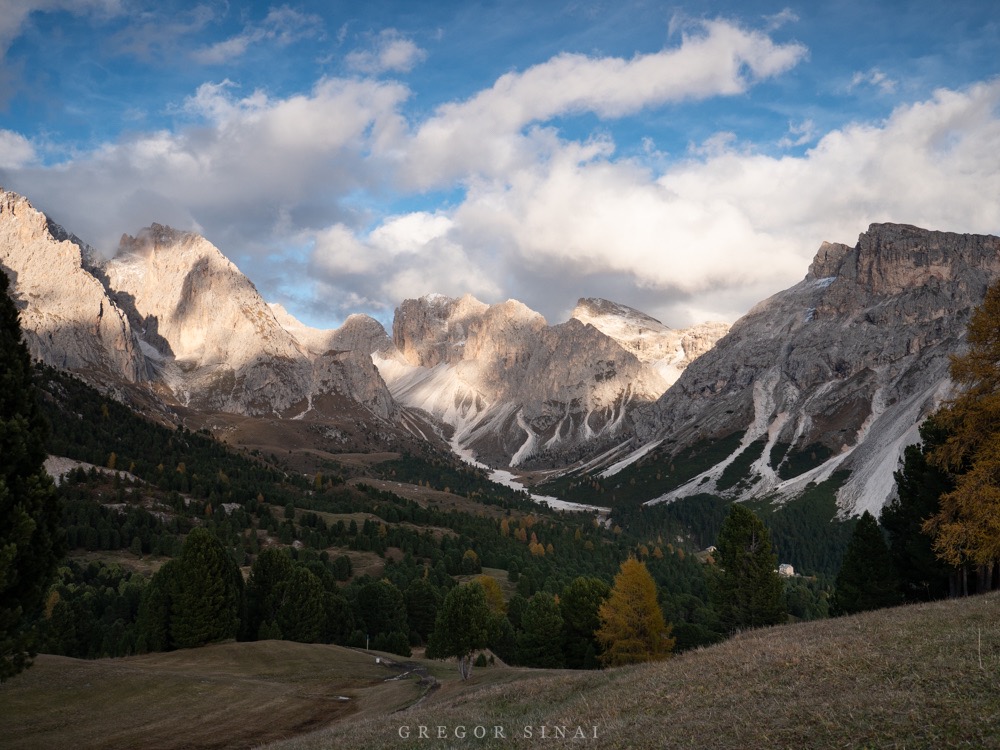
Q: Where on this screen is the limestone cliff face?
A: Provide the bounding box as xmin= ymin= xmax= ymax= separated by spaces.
xmin=381 ymin=293 xmax=667 ymax=467
xmin=0 ymin=189 xmax=146 ymax=382
xmin=270 ymin=304 xmax=396 ymax=358
xmin=97 ymin=226 xmax=398 ymax=420
xmin=0 ymin=190 xmax=397 ymax=422
xmin=266 ymin=304 xmax=398 ymax=419
xmin=106 ymin=225 xmax=302 ymax=368
xmin=571 ymin=298 xmax=729 ymax=386
xmin=631 ymin=223 xmax=1000 ymax=515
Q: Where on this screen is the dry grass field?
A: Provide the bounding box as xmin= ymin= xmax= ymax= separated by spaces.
xmin=0 ymin=641 xmax=429 ymax=750
xmin=269 ymin=593 xmax=1000 ymax=750
xmin=3 ymin=594 xmax=999 ymax=750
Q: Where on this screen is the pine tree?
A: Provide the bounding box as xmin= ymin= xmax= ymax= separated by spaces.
xmin=884 ymin=418 xmax=954 ymax=600
xmin=170 ymin=528 xmax=244 ymax=649
xmin=404 ymin=578 xmax=442 ymax=642
xmin=275 ymin=566 xmax=326 ymax=643
xmin=427 ymin=582 xmax=492 ymax=680
xmin=596 ymin=557 xmax=674 ymax=667
xmin=561 ymin=576 xmax=610 ymax=669
xmin=710 ymin=504 xmax=786 ymax=633
xmin=516 ymin=592 xmax=565 ymax=668
xmin=354 ymin=579 xmax=408 ymax=640
xmin=832 ymin=511 xmax=901 ymax=615
xmin=135 ymin=560 xmax=181 ymax=652
xmin=245 ymin=547 xmax=295 ymax=639
xmin=0 ymin=270 xmax=64 ymax=681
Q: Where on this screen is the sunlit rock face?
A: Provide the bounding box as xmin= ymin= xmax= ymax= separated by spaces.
xmin=633 ymin=223 xmax=1000 ymax=516
xmin=0 ymin=189 xmax=147 ymax=383
xmin=0 ymin=189 xmax=397 ymax=421
xmin=571 ymin=297 xmax=728 ymax=387
xmin=381 ymin=293 xmax=669 ymax=468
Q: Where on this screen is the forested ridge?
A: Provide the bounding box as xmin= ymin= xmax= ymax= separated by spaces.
xmin=30 ymin=364 xmax=822 ymax=668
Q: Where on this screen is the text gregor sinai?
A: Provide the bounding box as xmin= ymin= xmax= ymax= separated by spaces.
xmin=398 ymin=725 xmax=599 ymax=740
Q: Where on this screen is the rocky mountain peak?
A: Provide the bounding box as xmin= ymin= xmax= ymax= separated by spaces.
xmin=381 ymin=292 xmax=670 ymax=466
xmin=0 ymin=188 xmax=147 ymax=383
xmin=119 ymin=223 xmax=191 ymax=252
xmin=392 ymin=293 xmax=542 ymax=369
xmin=632 ymin=222 xmax=1000 ymax=516
xmin=332 ymin=314 xmax=396 ymax=355
xmin=852 ymin=222 xmax=1000 ymax=297
xmin=105 ymin=224 xmax=294 ymax=367
xmin=271 ymin=303 xmax=396 ymax=358
xmin=573 ymin=297 xmax=668 ymax=331
xmin=571 ymin=296 xmax=728 ymax=387
xmin=806 ymin=240 xmax=851 ymax=280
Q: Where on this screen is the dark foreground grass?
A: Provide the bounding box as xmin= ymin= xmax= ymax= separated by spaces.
xmin=268 ymin=593 xmax=1000 ymax=750
xmin=3 ymin=594 xmax=998 ymax=749
xmin=0 ymin=640 xmax=424 ymax=750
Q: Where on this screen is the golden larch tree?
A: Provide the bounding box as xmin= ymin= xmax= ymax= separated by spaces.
xmin=475 ymin=575 xmax=507 ymax=615
xmin=595 ymin=557 xmax=674 ymax=667
xmin=925 ymin=281 xmax=1000 ymax=573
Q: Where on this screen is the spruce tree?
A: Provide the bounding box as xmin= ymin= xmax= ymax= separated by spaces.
xmin=427 ymin=582 xmax=492 ymax=680
xmin=354 ymin=579 xmax=408 ymax=641
xmin=0 ymin=270 xmax=64 ymax=681
xmin=404 ymin=577 xmax=442 ymax=642
xmin=245 ymin=546 xmax=295 ymax=639
xmin=322 ymin=590 xmax=354 ymax=645
xmin=516 ymin=592 xmax=565 ymax=668
xmin=710 ymin=504 xmax=786 ymax=633
xmin=135 ymin=559 xmax=181 ymax=652
xmin=170 ymin=528 xmax=244 ymax=649
xmin=832 ymin=511 xmax=901 ymax=614
xmin=561 ymin=576 xmax=610 ymax=669
xmin=275 ymin=566 xmax=326 ymax=643
xmin=884 ymin=419 xmax=954 ymax=601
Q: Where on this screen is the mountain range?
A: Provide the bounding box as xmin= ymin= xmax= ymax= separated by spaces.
xmin=3 ymin=186 xmax=998 ymax=517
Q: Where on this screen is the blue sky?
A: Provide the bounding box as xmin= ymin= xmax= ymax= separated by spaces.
xmin=1 ymin=1 xmax=999 ymax=329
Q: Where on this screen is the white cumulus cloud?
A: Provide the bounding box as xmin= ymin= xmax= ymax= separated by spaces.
xmin=4 ymin=75 xmax=409 ymax=257
xmin=334 ymin=80 xmax=1000 ymax=326
xmin=345 ymin=29 xmax=427 ymax=74
xmin=2 ymin=15 xmax=999 ymax=331
xmin=400 ymin=18 xmax=807 ymax=188
xmin=0 ymin=130 xmax=36 ymax=169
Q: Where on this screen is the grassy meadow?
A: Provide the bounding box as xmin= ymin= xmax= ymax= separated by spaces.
xmin=3 ymin=593 xmax=998 ymax=749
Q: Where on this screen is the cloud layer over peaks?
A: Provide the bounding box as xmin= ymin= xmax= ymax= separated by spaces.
xmin=2 ymin=5 xmax=999 ymax=330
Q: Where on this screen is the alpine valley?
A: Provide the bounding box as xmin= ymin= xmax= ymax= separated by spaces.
xmin=5 ymin=184 xmax=1000 ymax=749
xmin=3 ymin=186 xmax=1000 ymax=520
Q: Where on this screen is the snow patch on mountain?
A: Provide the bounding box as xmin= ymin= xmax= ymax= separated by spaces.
xmin=599 ymin=439 xmax=663 ymax=478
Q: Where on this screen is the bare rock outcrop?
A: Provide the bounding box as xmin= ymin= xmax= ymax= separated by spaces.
xmin=571 ymin=297 xmax=729 ymax=386
xmin=631 ymin=223 xmax=1000 ymax=515
xmin=0 ymin=190 xmax=398 ymax=423
xmin=381 ymin=293 xmax=667 ymax=467
xmin=0 ymin=189 xmax=147 ymax=382
xmin=97 ymin=225 xmax=398 ymax=420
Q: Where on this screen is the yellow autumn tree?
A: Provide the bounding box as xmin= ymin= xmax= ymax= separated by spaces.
xmin=925 ymin=281 xmax=1000 ymax=572
xmin=595 ymin=557 xmax=674 ymax=667
xmin=474 ymin=575 xmax=507 ymax=615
